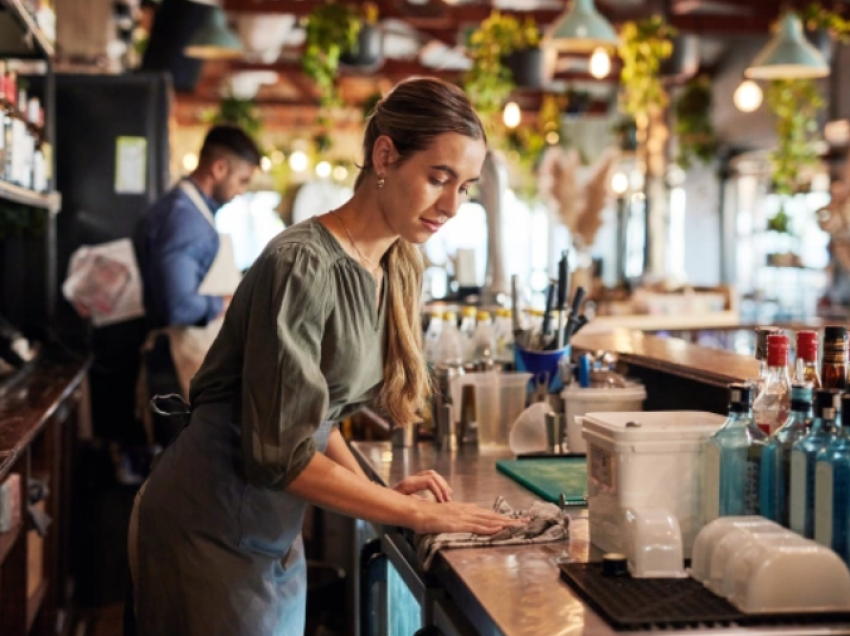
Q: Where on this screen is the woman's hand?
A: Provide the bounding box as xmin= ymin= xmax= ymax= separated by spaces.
xmin=392 ymin=470 xmax=453 ymax=502
xmin=410 ymin=500 xmax=527 ymax=536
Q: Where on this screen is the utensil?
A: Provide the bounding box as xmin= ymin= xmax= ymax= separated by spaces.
xmin=540 ymin=281 xmax=556 ymax=349
xmin=556 ymin=251 xmax=569 ymax=348
xmin=564 ymin=287 xmax=586 ymax=345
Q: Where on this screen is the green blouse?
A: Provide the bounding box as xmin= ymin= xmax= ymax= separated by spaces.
xmin=190 ymin=216 xmax=388 ymax=490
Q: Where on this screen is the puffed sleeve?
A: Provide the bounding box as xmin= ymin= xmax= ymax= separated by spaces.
xmin=240 ymin=244 xmax=332 ymax=490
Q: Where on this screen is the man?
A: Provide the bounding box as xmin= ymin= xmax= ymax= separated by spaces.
xmin=138 ymin=125 xmax=260 ymax=444
xmin=140 ymin=125 xmax=261 ymax=327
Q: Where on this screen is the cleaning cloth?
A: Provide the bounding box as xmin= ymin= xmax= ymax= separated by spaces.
xmin=414 ymin=495 xmax=569 ymax=570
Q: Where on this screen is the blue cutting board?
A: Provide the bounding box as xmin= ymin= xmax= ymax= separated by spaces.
xmin=496 ymin=457 xmax=587 ymax=505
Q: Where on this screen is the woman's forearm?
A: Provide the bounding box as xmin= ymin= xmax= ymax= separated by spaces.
xmin=286 ymin=451 xmax=421 ymax=528
xmin=323 ymin=426 xmax=370 ymax=481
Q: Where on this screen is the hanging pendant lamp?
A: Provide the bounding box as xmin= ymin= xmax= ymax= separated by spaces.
xmin=184 ymin=4 xmax=243 ymax=60
xmin=546 ymin=0 xmax=618 ymax=52
xmin=745 ymin=12 xmax=829 ymax=79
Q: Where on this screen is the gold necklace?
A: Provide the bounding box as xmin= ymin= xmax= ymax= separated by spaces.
xmin=330 ymin=210 xmax=377 ymax=273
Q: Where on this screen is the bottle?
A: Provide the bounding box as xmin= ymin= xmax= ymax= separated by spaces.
xmin=471 ymin=310 xmax=495 ymax=364
xmin=423 ymin=310 xmax=443 ymax=364
xmin=493 ymin=307 xmax=514 ymax=365
xmin=795 ymin=330 xmax=821 ymax=388
xmin=821 ymin=326 xmax=848 ymax=391
xmin=814 ymin=394 xmax=850 ymax=562
xmin=4 ymin=70 xmax=15 ymax=184
xmin=752 ymin=333 xmax=792 ymax=436
xmin=703 ymin=383 xmax=766 ymax=524
xmin=458 ymin=306 xmax=477 ymax=362
xmin=435 ymin=311 xmax=463 ymax=366
xmin=759 ymin=383 xmax=812 ymax=527
xmin=753 ymin=326 xmax=780 ymax=398
xmin=790 ymin=388 xmax=841 ymax=538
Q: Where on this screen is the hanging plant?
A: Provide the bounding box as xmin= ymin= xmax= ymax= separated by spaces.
xmin=803 ymin=2 xmax=850 ymax=42
xmin=765 ymin=78 xmax=824 ymax=195
xmin=463 ymin=11 xmax=541 ymax=121
xmin=302 ymin=2 xmax=361 ymax=109
xmin=204 ymin=96 xmax=263 ymax=140
xmin=673 ymin=75 xmax=718 ymax=169
xmin=617 ymin=17 xmax=676 ymax=126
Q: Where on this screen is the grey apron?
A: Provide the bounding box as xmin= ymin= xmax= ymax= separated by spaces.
xmin=129 ymin=401 xmax=334 ymax=636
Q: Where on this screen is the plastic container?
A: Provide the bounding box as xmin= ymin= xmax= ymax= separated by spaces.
xmin=623 ymin=507 xmax=687 ymax=579
xmin=689 ymin=516 xmax=776 ymax=585
xmin=581 ymin=411 xmax=726 ymax=557
xmin=515 ymin=345 xmax=570 ymax=393
xmin=473 ymin=372 xmax=532 ymax=451
xmin=508 ymin=402 xmax=553 ymax=455
xmin=562 ymin=383 xmax=646 ymax=453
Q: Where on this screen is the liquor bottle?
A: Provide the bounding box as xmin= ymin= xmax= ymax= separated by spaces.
xmin=821 ymin=326 xmax=848 ymax=391
xmin=814 ymin=394 xmax=850 ymax=562
xmin=790 ymin=388 xmax=841 ymax=539
xmin=459 ymin=306 xmax=477 ymax=362
xmin=753 ymin=326 xmax=780 ymax=398
xmin=4 ymin=70 xmax=15 ymax=184
xmin=471 ymin=310 xmax=495 ymax=364
xmin=795 ymin=330 xmax=822 ymax=388
xmin=759 ymin=383 xmax=812 ymax=527
xmin=423 ymin=310 xmax=443 ymax=364
xmin=703 ymin=383 xmax=766 ymax=524
xmin=753 ymin=333 xmax=792 ymax=436
xmin=435 ymin=311 xmax=463 ymax=366
xmin=493 ymin=307 xmax=514 ymax=364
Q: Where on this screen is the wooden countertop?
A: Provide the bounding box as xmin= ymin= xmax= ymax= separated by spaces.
xmin=571 ymin=329 xmax=759 ymax=387
xmin=0 ymin=356 xmax=89 ymax=480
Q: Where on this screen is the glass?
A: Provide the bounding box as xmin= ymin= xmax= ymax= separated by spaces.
xmin=795 ymin=330 xmax=821 ymax=388
xmin=821 ymin=326 xmax=848 ymax=391
xmin=753 ymin=333 xmax=791 ymax=436
xmin=703 ymin=383 xmax=766 ymax=524
xmin=759 ymin=383 xmax=812 ymax=527
xmin=790 ymin=389 xmax=841 ymax=539
xmin=813 ymin=395 xmax=850 ymax=562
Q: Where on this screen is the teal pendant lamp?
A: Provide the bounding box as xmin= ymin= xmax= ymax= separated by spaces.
xmin=745 ymin=12 xmax=829 ymax=79
xmin=546 ymin=0 xmax=618 ymax=52
xmin=184 ymin=4 xmax=243 ymax=60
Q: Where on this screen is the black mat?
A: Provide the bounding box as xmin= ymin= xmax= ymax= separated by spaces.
xmin=559 ymin=562 xmax=850 ymax=631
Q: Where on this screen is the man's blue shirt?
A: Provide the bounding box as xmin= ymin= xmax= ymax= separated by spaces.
xmin=140 ymin=181 xmax=224 ymax=328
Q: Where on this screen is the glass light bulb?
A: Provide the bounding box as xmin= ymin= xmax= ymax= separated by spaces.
xmin=611 ymin=171 xmax=629 ymax=195
xmin=734 ymin=80 xmax=763 ymax=113
xmin=333 ymin=165 xmax=348 ymax=181
xmin=260 ymin=156 xmax=272 ymax=172
xmin=288 ymin=150 xmax=309 ymax=173
xmin=182 ymin=152 xmax=199 ymax=172
xmin=589 ymin=47 xmax=611 ymax=79
xmin=315 ymin=161 xmax=332 ymax=178
xmin=503 ymin=101 xmax=521 ymax=129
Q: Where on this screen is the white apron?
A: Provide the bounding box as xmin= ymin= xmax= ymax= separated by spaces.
xmin=167 ymin=181 xmax=241 ymax=397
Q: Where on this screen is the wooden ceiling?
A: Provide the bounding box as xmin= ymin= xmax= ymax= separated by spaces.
xmin=173 ymin=0 xmax=823 ymax=128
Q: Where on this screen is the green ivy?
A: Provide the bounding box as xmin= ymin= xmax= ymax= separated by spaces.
xmin=617 ymin=17 xmax=675 ymax=122
xmin=803 ymin=2 xmax=850 ymax=43
xmin=765 ymin=79 xmax=824 ymax=195
xmin=302 ymin=3 xmax=361 ymax=109
xmin=674 ymin=75 xmax=718 ymax=169
xmin=204 ymin=96 xmax=262 ymax=140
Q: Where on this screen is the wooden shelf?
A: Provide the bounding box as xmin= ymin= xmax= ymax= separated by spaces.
xmin=0 ymin=180 xmax=60 ymax=212
xmin=26 ymin=578 xmax=47 ymax=632
xmin=0 ymin=519 xmax=21 ymax=567
xmin=1 ymin=0 xmax=54 ymax=59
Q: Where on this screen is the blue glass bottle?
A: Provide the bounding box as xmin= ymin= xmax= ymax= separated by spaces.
xmin=813 ymin=394 xmax=850 ymax=562
xmin=790 ymin=389 xmax=841 ymax=539
xmin=759 ymin=383 xmax=812 ymax=527
xmin=703 ymin=383 xmax=766 ymax=524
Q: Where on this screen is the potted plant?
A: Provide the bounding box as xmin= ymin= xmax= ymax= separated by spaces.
xmin=617 ymin=17 xmax=676 ymax=126
xmin=302 ymin=2 xmax=361 ymax=108
xmin=501 ymin=17 xmax=545 ymax=89
xmin=340 ymin=2 xmax=382 ymax=68
xmin=673 ymin=75 xmax=718 ymax=169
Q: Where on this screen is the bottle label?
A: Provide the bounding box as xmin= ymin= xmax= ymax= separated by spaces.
xmin=789 ymin=450 xmax=807 ymax=535
xmin=703 ymin=443 xmax=721 ymax=524
xmin=589 ymin=444 xmax=616 ymax=493
xmin=814 ymin=462 xmax=834 ymax=549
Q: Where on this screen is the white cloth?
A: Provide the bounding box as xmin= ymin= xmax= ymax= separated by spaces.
xmin=167 ymin=181 xmax=241 ymax=397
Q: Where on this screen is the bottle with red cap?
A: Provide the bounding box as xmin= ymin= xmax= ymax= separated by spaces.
xmin=753 ymin=333 xmax=792 ymax=436
xmin=795 ymin=330 xmax=821 ymax=388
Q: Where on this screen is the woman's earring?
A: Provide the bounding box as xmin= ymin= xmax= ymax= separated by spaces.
xmin=377 ymin=175 xmax=385 ymax=189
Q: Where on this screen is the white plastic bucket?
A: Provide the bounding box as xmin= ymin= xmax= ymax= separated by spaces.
xmin=561 ymin=383 xmax=646 ymax=453
xmin=580 ymin=411 xmax=725 ymax=557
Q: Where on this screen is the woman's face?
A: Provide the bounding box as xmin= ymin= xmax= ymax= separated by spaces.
xmin=378 ymin=132 xmax=487 ymax=245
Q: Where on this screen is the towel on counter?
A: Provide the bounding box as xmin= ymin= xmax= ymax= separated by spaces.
xmin=414 ymin=495 xmax=569 ymax=570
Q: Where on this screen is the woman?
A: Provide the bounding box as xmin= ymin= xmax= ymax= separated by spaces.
xmin=129 ymin=77 xmax=523 ymax=635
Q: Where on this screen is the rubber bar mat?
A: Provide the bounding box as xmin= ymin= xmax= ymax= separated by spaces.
xmin=559 ymin=563 xmax=850 ymax=631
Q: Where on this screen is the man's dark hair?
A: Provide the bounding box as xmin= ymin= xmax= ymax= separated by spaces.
xmin=199 ymin=125 xmax=262 ymax=167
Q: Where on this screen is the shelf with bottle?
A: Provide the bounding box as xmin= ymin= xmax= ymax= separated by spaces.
xmin=0 ymin=0 xmax=55 ymax=59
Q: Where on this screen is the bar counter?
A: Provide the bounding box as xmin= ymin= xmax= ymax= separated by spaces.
xmin=349 ymin=330 xmax=850 ymax=636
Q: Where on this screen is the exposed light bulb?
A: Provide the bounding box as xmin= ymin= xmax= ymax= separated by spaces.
xmin=503 ymin=101 xmax=521 ymax=129
xmin=315 ymin=161 xmax=332 ymax=178
xmin=734 ymin=80 xmax=762 ymax=113
xmin=271 ymin=150 xmax=285 ymax=165
xmin=333 ymin=165 xmax=349 ymax=181
xmin=288 ymin=150 xmax=309 ymax=173
xmin=611 ymin=171 xmax=629 ymax=195
xmin=546 ymin=131 xmax=560 ymax=145
xmin=589 ymin=47 xmax=611 ymax=79
xmin=182 ymin=152 xmax=199 ymax=172
xmin=260 ymin=156 xmax=272 ymax=172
